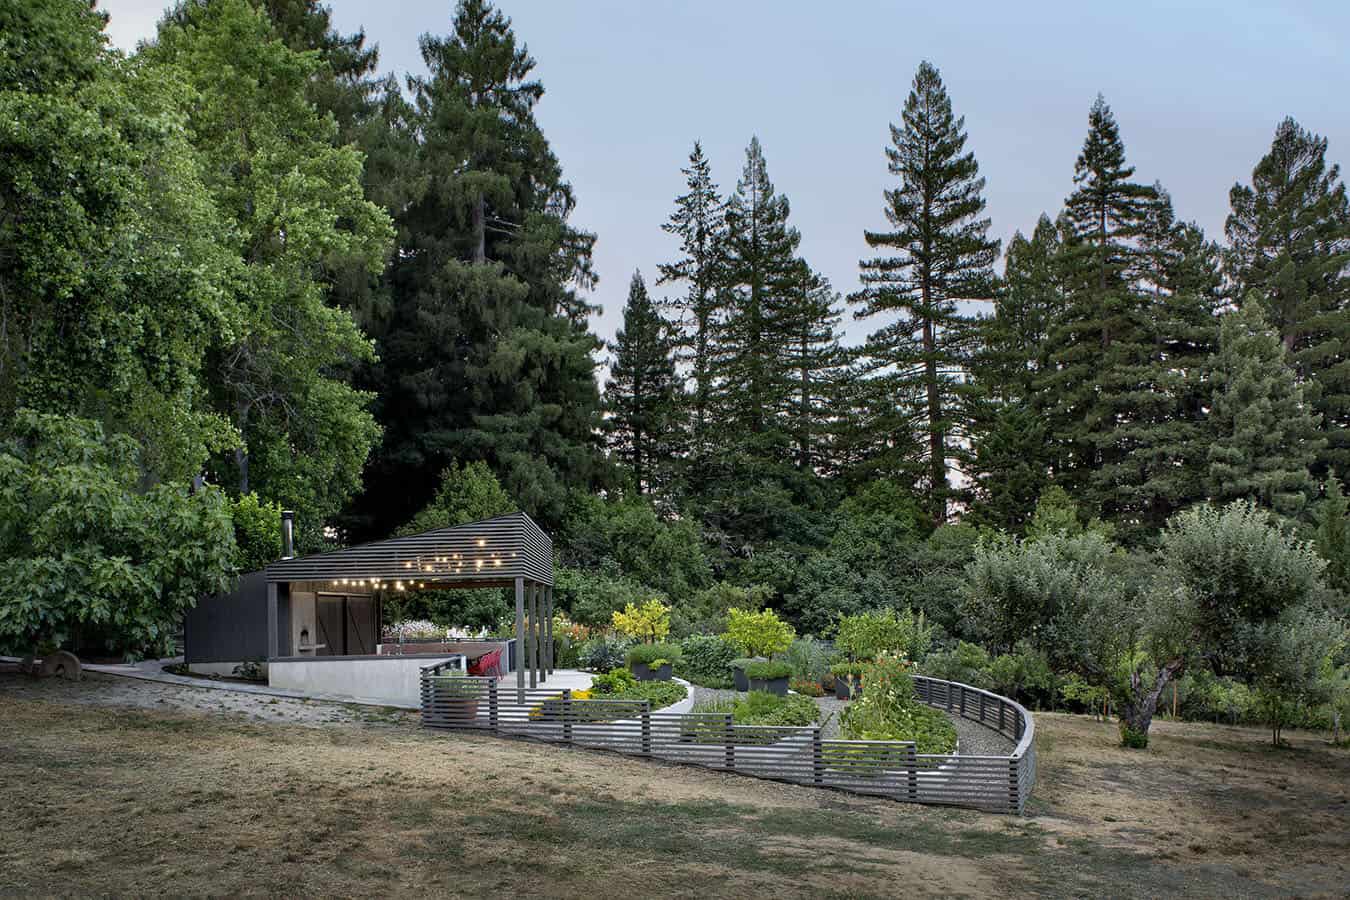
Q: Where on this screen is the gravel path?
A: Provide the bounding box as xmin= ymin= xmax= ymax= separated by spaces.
xmin=0 ymin=670 xmax=414 ymax=728
xmin=689 ymin=684 xmax=1016 ymax=753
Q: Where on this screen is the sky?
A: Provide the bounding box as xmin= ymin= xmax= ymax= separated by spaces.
xmin=99 ymin=0 xmax=1350 ymax=348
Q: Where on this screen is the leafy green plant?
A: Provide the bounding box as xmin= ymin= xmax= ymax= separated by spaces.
xmin=589 ymin=672 xmax=685 ymax=710
xmin=590 ymin=668 xmax=639 ymax=694
xmin=785 ymin=636 xmax=832 ymax=684
xmin=626 ymin=642 xmax=682 ymax=668
xmin=725 ymin=607 xmax=795 ymax=658
xmin=743 ymin=660 xmax=791 ymax=681
xmin=690 ymin=691 xmax=820 ymax=730
xmin=612 ymin=598 xmax=672 ymax=643
xmin=577 ymin=635 xmax=633 ymax=673
xmin=790 ymin=678 xmax=825 ymax=697
xmin=833 ymin=609 xmax=934 ymax=662
xmin=676 ymin=633 xmax=739 ymax=688
xmin=0 ymin=412 xmax=236 ymax=659
xmin=839 ymin=655 xmax=956 ymax=754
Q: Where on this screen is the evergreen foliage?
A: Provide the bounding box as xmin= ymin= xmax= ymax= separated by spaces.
xmin=604 ymin=272 xmax=683 ymax=497
xmin=351 ymin=0 xmax=604 ymax=537
xmin=1227 ymin=118 xmax=1350 ymax=480
xmin=853 ymin=61 xmax=998 ymax=522
xmin=1206 ymin=302 xmax=1322 ymax=517
xmin=658 ymin=142 xmax=726 ymax=454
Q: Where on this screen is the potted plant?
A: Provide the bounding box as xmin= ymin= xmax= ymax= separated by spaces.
xmin=627 ymin=643 xmax=680 ymax=681
xmin=830 ymin=662 xmax=866 ymax=700
xmin=730 ymin=657 xmax=761 ymax=692
xmin=744 ymin=660 xmax=791 ymax=696
xmin=434 ymin=670 xmax=480 ymax=722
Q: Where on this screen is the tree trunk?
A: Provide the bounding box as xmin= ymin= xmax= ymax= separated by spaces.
xmin=1119 ymin=657 xmax=1184 ymax=744
xmin=472 ymin=193 xmax=486 ymax=265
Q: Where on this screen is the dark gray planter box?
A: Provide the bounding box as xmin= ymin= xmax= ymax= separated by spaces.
xmin=835 ymin=678 xmax=861 ymax=700
xmin=632 ymin=662 xmax=672 ymax=682
xmin=750 ymin=676 xmax=789 ymax=696
xmin=733 ymin=666 xmax=750 ymax=692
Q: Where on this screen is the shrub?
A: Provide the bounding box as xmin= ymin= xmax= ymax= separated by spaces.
xmin=725 ymin=607 xmax=795 ymax=658
xmin=612 ymin=599 xmax=672 ymax=643
xmin=839 ymin=654 xmax=956 ymax=754
xmin=626 ymin=642 xmax=682 ymax=668
xmin=677 ymin=633 xmax=739 ymax=688
xmin=744 ymin=660 xmax=791 ymax=680
xmin=1118 ymin=722 xmax=1149 ymax=749
xmin=790 ymin=678 xmax=825 ymax=697
xmin=691 ymin=691 xmax=819 ymax=727
xmin=590 ymin=668 xmax=638 ymax=694
xmin=834 ymin=609 xmax=934 ymax=662
xmin=577 ymin=635 xmax=633 ymax=673
xmin=785 ymin=636 xmax=831 ymax=685
xmin=670 ymin=582 xmax=772 ymax=637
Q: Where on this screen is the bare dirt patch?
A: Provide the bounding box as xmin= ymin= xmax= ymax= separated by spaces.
xmin=1 ymin=675 xmax=1346 ymax=898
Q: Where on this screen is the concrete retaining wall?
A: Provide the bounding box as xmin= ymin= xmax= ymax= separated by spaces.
xmin=269 ymin=655 xmax=465 ymax=707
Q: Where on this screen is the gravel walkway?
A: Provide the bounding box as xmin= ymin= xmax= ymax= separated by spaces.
xmin=0 ymin=670 xmax=414 ymax=728
xmin=689 ymin=684 xmax=1016 ymax=753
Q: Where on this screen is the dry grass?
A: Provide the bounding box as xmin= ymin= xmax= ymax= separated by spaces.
xmin=0 ymin=676 xmax=1346 ymax=898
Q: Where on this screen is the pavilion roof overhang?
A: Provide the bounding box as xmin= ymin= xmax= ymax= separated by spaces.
xmin=262 ymin=512 xmax=552 ymax=588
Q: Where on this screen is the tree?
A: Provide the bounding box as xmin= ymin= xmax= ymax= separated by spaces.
xmin=1226 ymin=118 xmax=1350 ymax=480
xmin=352 ymin=0 xmax=604 ymax=538
xmin=1206 ymin=302 xmax=1322 ymax=517
xmin=779 ymin=262 xmax=845 ymax=470
xmin=853 ymin=61 xmax=999 ymax=522
xmin=973 ymin=214 xmax=1062 ymax=404
xmin=1313 ymin=475 xmax=1350 ymax=595
xmin=146 ymin=0 xmax=393 ymax=542
xmin=1 ymin=0 xmax=238 ymax=481
xmin=1146 ymin=502 xmax=1334 ymax=746
xmin=612 ymin=599 xmax=672 ymax=644
xmin=725 ymin=607 xmax=795 ymax=658
xmin=604 ymin=271 xmax=683 ymax=496
xmin=1038 ymin=96 xmax=1165 ymax=533
xmin=0 ymin=412 xmax=235 ymax=659
xmin=658 ymin=142 xmax=726 ymax=453
xmin=719 ymin=136 xmax=802 ymax=444
xmin=398 ymin=461 xmax=516 ymax=536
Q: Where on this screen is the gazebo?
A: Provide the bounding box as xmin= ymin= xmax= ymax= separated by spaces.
xmin=184 ymin=512 xmax=556 ymax=705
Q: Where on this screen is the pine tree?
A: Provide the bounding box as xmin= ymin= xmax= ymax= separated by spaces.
xmin=1206 ymin=301 xmax=1322 ymax=517
xmin=1123 ymin=189 xmax=1223 ymax=529
xmin=974 ymin=213 xmax=1061 ymax=403
xmin=350 ymin=0 xmax=603 ymax=537
xmin=718 ymin=136 xmax=802 ymax=447
xmin=779 ymin=261 xmax=845 ymax=470
xmin=658 ymin=142 xmax=726 ymax=454
xmin=966 ymin=215 xmax=1060 ymax=529
xmin=604 ymin=271 xmax=683 ymax=497
xmin=1226 ymin=118 xmax=1350 ymax=480
xmin=1314 ymin=475 xmax=1350 ymax=595
xmin=853 ymin=61 xmax=999 ymax=522
xmin=1039 ymin=96 xmax=1161 ymax=530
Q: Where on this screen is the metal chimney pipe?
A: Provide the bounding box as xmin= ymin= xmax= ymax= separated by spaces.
xmin=281 ymin=510 xmax=295 ymax=559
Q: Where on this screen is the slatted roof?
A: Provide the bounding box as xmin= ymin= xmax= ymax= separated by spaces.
xmin=263 ymin=512 xmax=552 ymax=587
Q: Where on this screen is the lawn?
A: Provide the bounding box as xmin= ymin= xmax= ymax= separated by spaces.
xmin=1 ymin=677 xmax=1346 ymax=898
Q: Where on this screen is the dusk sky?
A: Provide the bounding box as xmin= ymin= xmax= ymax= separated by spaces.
xmin=100 ymin=1 xmax=1350 ymax=347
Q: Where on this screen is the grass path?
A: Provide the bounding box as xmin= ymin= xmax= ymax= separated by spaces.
xmin=1 ymin=674 xmax=1346 ymax=898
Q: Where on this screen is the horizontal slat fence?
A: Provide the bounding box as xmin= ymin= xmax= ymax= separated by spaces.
xmin=420 ymin=665 xmax=1036 ymax=814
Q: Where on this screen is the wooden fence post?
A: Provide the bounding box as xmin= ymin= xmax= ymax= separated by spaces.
xmin=724 ymin=713 xmax=735 ymax=771
xmin=1009 ymin=757 xmax=1020 ymax=815
xmin=812 ymin=727 xmax=823 ymax=785
xmin=641 ymin=700 xmax=652 ymax=756
xmin=562 ymin=689 xmax=573 ymax=743
xmin=958 ymin=685 xmax=966 ymax=719
xmin=488 ymin=678 xmax=499 ymax=733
